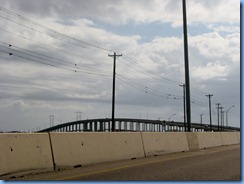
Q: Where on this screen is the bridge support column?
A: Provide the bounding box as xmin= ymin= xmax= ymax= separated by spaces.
xmin=130 ymin=122 xmax=133 ymax=131
xmin=84 ymin=123 xmax=87 ymax=132
xmin=94 ymin=122 xmax=97 ymax=131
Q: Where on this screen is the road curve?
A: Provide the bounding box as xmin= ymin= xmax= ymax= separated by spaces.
xmin=6 ymin=144 xmax=240 ymax=181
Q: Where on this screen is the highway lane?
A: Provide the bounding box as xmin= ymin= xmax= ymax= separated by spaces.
xmin=6 ymin=144 xmax=240 ymax=181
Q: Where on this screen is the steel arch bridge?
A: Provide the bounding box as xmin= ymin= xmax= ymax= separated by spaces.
xmin=38 ymin=118 xmax=240 ymax=132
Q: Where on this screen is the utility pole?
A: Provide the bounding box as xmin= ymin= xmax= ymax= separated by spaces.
xmin=219 ymin=107 xmax=224 ymax=131
xmin=200 ymin=114 xmax=204 ymax=132
xmin=179 ymin=84 xmax=186 ymax=131
xmin=216 ymin=103 xmax=221 ymax=131
xmin=222 ymin=111 xmax=225 ymax=130
xmin=76 ymin=112 xmax=82 ymax=121
xmin=49 ymin=115 xmax=54 ymax=127
xmin=182 ymin=0 xmax=191 ymax=132
xmin=108 ymin=52 xmax=122 ymax=132
xmin=206 ymin=94 xmax=213 ymax=131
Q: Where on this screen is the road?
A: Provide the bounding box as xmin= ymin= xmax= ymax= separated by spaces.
xmin=5 ymin=144 xmax=240 ymax=181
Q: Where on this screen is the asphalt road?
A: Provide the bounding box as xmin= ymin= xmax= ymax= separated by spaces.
xmin=5 ymin=144 xmax=240 ymax=181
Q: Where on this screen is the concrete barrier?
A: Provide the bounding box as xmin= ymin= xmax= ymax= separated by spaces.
xmin=220 ymin=132 xmax=239 ymax=145
xmin=0 ymin=131 xmax=240 ymax=176
xmin=141 ymin=132 xmax=189 ymax=157
xmin=50 ymin=132 xmax=145 ymax=169
xmin=197 ymin=132 xmax=223 ymax=149
xmin=186 ymin=132 xmax=199 ymax=151
xmin=187 ymin=132 xmax=223 ymax=150
xmin=0 ymin=133 xmax=53 ymax=176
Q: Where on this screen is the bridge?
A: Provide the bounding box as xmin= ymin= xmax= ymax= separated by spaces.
xmin=38 ymin=118 xmax=240 ymax=132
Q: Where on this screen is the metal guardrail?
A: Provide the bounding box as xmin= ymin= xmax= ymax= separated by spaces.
xmin=38 ymin=118 xmax=240 ymax=132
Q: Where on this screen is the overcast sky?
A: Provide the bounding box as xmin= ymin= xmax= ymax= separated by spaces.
xmin=0 ymin=0 xmax=240 ymax=132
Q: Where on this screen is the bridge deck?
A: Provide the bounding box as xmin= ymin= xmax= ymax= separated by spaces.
xmin=38 ymin=118 xmax=240 ymax=132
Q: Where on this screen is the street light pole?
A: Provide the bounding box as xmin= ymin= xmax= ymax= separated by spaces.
xmin=200 ymin=114 xmax=204 ymax=132
xmin=222 ymin=110 xmax=225 ymax=131
xmin=216 ymin=103 xmax=221 ymax=131
xmin=219 ymin=107 xmax=224 ymax=131
xmin=226 ymin=105 xmax=235 ymax=127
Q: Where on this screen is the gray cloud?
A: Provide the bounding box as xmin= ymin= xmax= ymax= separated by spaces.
xmin=3 ymin=0 xmax=239 ymax=26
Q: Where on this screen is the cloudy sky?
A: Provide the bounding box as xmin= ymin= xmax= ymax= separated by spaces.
xmin=0 ymin=0 xmax=240 ymax=131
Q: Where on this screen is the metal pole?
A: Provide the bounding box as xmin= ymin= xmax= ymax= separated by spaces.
xmin=226 ymin=105 xmax=235 ymax=127
xmin=182 ymin=0 xmax=191 ymax=132
xmin=219 ymin=107 xmax=224 ymax=131
xmin=222 ymin=111 xmax=225 ymax=130
xmin=216 ymin=103 xmax=221 ymax=131
xmin=200 ymin=114 xmax=203 ymax=132
xmin=180 ymin=84 xmax=186 ymax=131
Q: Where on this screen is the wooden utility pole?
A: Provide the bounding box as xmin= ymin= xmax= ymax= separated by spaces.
xmin=206 ymin=94 xmax=214 ymax=131
xmin=108 ymin=52 xmax=122 ymax=131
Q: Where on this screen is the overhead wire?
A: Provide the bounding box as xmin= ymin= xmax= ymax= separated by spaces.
xmin=0 ymin=14 xmax=101 ymax=52
xmin=118 ymin=58 xmax=183 ymax=96
xmin=0 ymin=27 xmax=112 ymax=71
xmin=117 ymin=74 xmax=183 ymax=100
xmin=0 ymin=8 xmax=186 ymax=102
xmin=0 ymin=6 xmax=208 ymax=97
xmin=0 ymin=5 xmax=213 ymax=111
xmin=0 ymin=41 xmax=111 ymax=74
xmin=122 ymin=55 xmax=182 ymax=85
xmin=0 ymin=48 xmax=111 ymax=77
xmin=0 ymin=6 xmax=113 ymax=53
xmin=0 ymin=6 xmax=113 ymax=69
xmin=119 ymin=56 xmax=209 ymax=105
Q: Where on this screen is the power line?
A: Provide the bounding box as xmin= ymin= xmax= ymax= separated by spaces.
xmin=0 ymin=6 xmax=210 ymax=107
xmin=122 ymin=55 xmax=182 ymax=85
xmin=117 ymin=74 xmax=182 ymax=100
xmin=120 ymin=56 xmax=209 ymax=106
xmin=0 ymin=28 xmax=112 ymax=68
xmin=0 ymin=6 xmax=113 ymax=53
xmin=0 ymin=5 xmax=223 ymax=122
xmin=0 ymin=49 xmax=111 ymax=77
xmin=0 ymin=42 xmax=111 ymax=74
xmin=121 ymin=56 xmax=211 ymax=105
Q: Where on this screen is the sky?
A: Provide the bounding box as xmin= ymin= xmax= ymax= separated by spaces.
xmin=0 ymin=0 xmax=240 ymax=132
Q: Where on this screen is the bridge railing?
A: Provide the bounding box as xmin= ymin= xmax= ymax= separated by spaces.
xmin=38 ymin=118 xmax=240 ymax=133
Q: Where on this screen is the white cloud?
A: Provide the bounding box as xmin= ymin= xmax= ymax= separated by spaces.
xmin=189 ymin=32 xmax=240 ymax=63
xmin=187 ymin=0 xmax=239 ymax=25
xmin=208 ymin=25 xmax=240 ymax=33
xmin=2 ymin=0 xmax=239 ymax=26
xmin=192 ymin=61 xmax=230 ymax=80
